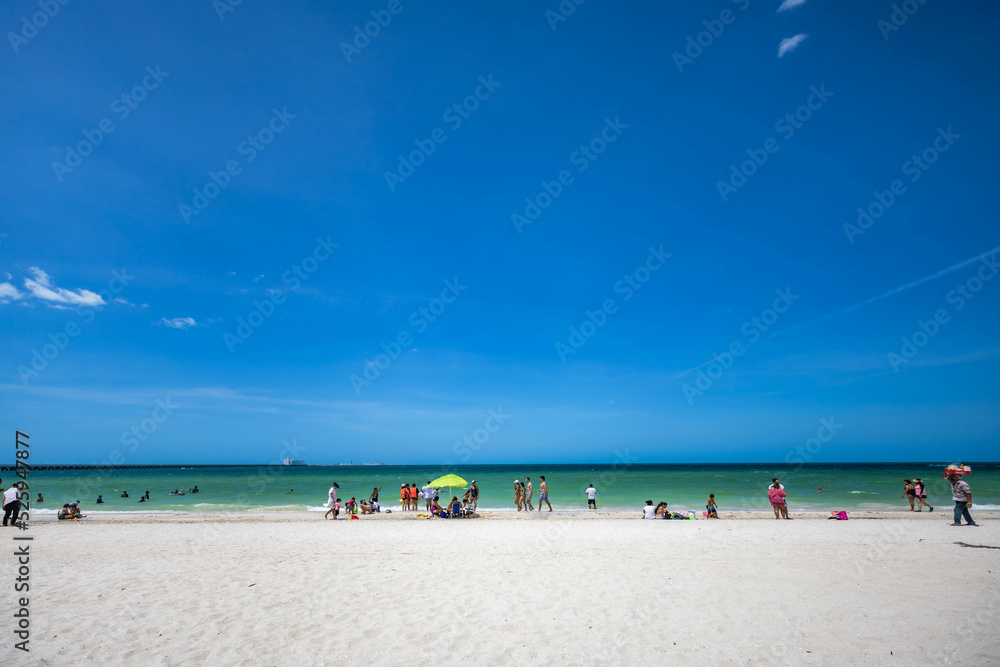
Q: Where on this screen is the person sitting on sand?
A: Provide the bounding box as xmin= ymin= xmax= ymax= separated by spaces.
xmin=58 ymin=504 xmax=74 ymax=520
xmin=359 ymin=499 xmax=374 ymax=515
xmin=828 ymin=511 xmax=849 ymax=520
xmin=642 ymin=500 xmax=657 ymax=519
xmin=655 ymin=502 xmax=669 ymax=518
xmin=706 ymin=494 xmax=719 ymax=519
xmin=451 ymin=496 xmax=462 ymax=517
xmin=430 ymin=496 xmax=447 ymax=518
xmin=68 ymin=502 xmax=86 ymax=519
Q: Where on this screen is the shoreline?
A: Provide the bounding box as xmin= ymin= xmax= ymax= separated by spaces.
xmin=28 ymin=508 xmax=1000 ymax=523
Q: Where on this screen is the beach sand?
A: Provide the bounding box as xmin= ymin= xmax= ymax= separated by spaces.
xmin=7 ymin=510 xmax=999 ymax=665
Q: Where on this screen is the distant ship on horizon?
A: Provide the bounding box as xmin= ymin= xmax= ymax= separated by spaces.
xmin=282 ymin=457 xmax=306 ymax=466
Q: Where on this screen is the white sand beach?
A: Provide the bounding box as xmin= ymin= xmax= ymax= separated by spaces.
xmin=7 ymin=511 xmax=999 ymax=665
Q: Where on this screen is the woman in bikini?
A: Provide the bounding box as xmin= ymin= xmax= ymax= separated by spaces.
xmin=902 ymin=479 xmax=916 ymax=511
xmin=913 ymin=478 xmax=933 ymax=512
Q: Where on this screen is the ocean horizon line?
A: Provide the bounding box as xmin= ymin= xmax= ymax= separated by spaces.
xmin=9 ymin=460 xmax=995 ymax=470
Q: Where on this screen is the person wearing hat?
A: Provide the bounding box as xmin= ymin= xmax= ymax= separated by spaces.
xmin=943 ymin=470 xmax=976 ymax=526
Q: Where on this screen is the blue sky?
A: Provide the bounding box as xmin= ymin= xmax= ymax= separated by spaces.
xmin=1 ymin=0 xmax=998 ymax=464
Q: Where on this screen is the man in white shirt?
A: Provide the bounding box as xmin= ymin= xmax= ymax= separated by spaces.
xmin=944 ymin=472 xmax=977 ymax=526
xmin=641 ymin=500 xmax=657 ymax=519
xmin=585 ymin=484 xmax=597 ymax=510
xmin=2 ymin=483 xmax=23 ymax=527
xmin=422 ymin=481 xmax=435 ymax=511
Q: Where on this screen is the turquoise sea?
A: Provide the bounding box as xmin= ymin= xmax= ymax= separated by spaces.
xmin=17 ymin=462 xmax=1000 ymax=514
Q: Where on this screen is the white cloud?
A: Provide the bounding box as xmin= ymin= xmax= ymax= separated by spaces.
xmin=158 ymin=316 xmax=198 ymax=330
xmin=227 ymin=271 xmax=237 ymax=276
xmin=0 ymin=282 xmax=23 ymax=302
xmin=114 ymin=297 xmax=136 ymax=306
xmin=777 ymin=0 xmax=808 ymax=11
xmin=778 ymin=33 xmax=808 ymax=57
xmin=22 ymin=267 xmax=105 ymax=307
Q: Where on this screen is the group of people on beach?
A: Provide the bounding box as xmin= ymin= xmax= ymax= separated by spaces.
xmin=323 ymin=480 xmax=483 ymax=519
xmin=902 ymin=479 xmax=934 ymax=512
xmin=511 ymin=476 xmax=553 ymax=512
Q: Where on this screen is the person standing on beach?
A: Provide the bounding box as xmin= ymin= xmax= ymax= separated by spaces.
xmin=400 ymin=484 xmax=409 ymax=511
xmin=469 ymin=480 xmax=479 ymax=510
xmin=902 ymin=479 xmax=917 ymax=511
xmin=3 ymin=482 xmax=23 ymax=527
xmin=913 ymin=478 xmax=933 ymax=512
xmin=369 ymin=486 xmax=382 ymax=511
xmin=538 ymin=476 xmax=552 ymax=512
xmin=585 ymin=483 xmax=597 ymax=510
xmin=409 ymin=484 xmax=419 ymax=511
xmin=943 ymin=472 xmax=977 ymax=526
xmin=768 ymin=482 xmax=789 ymax=520
xmin=706 ymin=494 xmax=719 ymax=518
xmin=524 ymin=477 xmax=534 ymax=511
xmin=324 ymin=483 xmax=340 ymax=520
xmin=513 ymin=480 xmax=523 ymax=511
xmin=422 ymin=481 xmax=434 ymax=511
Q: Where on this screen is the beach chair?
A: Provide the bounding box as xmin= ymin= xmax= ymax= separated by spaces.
xmin=450 ymin=501 xmax=462 ymax=518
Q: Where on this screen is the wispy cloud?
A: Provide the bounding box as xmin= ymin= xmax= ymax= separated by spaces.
xmin=0 ymin=282 xmax=23 ymax=302
xmin=771 ymin=245 xmax=1000 ymax=338
xmin=22 ymin=267 xmax=105 ymax=307
xmin=157 ymin=316 xmax=198 ymax=329
xmin=777 ymin=0 xmax=808 ymax=12
xmin=778 ymin=33 xmax=808 ymax=57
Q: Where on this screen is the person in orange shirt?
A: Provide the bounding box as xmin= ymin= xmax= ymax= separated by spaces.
xmin=400 ymin=484 xmax=409 ymax=511
xmin=408 ymin=483 xmax=419 ymax=511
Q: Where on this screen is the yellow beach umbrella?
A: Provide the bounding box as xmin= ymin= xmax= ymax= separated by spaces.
xmin=430 ymin=474 xmax=468 ymax=500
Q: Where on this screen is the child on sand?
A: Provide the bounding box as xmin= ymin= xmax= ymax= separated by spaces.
xmin=706 ymin=494 xmax=719 ymax=518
